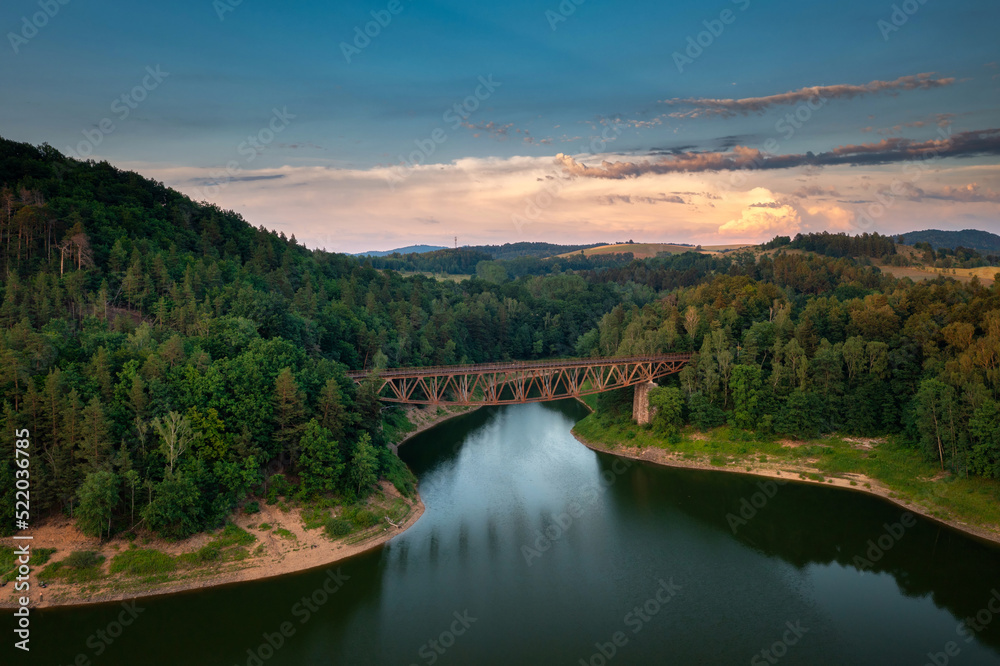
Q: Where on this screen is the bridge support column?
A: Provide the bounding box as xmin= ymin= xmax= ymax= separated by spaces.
xmin=632 ymin=381 xmax=657 ymax=425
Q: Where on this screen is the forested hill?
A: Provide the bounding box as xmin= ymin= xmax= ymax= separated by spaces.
xmin=2 ymin=135 xmax=999 ymax=546
xmin=0 ymin=137 xmax=700 ymax=541
xmin=898 ymin=229 xmax=1000 ymax=255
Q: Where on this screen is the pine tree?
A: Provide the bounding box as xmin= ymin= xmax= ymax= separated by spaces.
xmin=350 ymin=433 xmax=379 ymax=498
xmin=317 ymin=378 xmax=347 ymax=442
xmin=78 ymin=396 xmax=111 ymax=472
xmin=272 ymin=368 xmax=307 ymax=466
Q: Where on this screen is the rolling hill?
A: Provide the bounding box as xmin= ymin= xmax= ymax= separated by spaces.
xmin=897 ymin=229 xmax=1000 ymax=254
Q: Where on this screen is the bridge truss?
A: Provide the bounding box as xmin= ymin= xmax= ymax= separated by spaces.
xmin=346 ymin=354 xmax=692 ymax=406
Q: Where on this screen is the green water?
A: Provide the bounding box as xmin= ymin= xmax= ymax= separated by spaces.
xmin=23 ymin=400 xmax=1000 ymax=665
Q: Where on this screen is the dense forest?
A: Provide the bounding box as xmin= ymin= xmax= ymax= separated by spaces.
xmin=898 ymin=229 xmax=1000 ymax=256
xmin=584 ymin=245 xmax=1000 ymax=479
xmin=0 ymin=138 xmax=686 ymax=540
xmin=1 ymin=136 xmax=998 ymax=545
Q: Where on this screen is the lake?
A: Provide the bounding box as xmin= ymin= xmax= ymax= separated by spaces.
xmin=32 ymin=400 xmax=1000 ymax=665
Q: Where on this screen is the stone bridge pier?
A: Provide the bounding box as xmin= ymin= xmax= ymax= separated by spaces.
xmin=632 ymin=381 xmax=658 ymax=425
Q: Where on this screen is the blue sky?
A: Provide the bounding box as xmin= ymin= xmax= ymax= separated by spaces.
xmin=2 ymin=0 xmax=998 ymax=251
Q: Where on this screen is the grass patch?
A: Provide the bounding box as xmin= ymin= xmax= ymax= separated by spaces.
xmin=574 ymin=413 xmax=1000 ymax=535
xmin=40 ymin=551 xmax=106 ymax=583
xmin=301 ymin=506 xmax=330 ymax=531
xmin=274 ymin=528 xmax=296 ymax=541
xmin=2 ymin=548 xmax=57 ymax=583
xmin=324 ymin=518 xmax=353 ymax=538
xmin=213 ymin=522 xmax=256 ymax=548
xmin=109 ymin=549 xmax=176 ymax=577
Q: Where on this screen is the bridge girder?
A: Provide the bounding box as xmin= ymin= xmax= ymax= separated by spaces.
xmin=347 ymin=354 xmax=692 ymax=406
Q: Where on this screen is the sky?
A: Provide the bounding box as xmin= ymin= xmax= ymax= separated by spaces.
xmin=1 ymin=0 xmax=998 ymax=253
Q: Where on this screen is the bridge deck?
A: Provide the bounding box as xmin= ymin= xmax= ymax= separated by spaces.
xmin=347 ymin=353 xmax=692 ymax=406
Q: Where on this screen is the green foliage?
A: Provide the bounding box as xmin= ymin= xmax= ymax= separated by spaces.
xmin=298 ymin=419 xmax=344 ymax=494
xmin=109 ymin=548 xmax=176 ymax=576
xmin=379 ymin=448 xmax=416 ymax=498
xmin=730 ymin=365 xmax=763 ymax=430
xmin=142 ymin=471 xmax=203 ymax=540
xmin=350 ymin=433 xmax=379 ymax=498
xmin=41 ymin=550 xmax=106 ymax=583
xmin=774 ymin=390 xmax=825 ymax=439
xmin=688 ymin=393 xmax=726 ymax=431
xmin=75 ymin=470 xmax=119 ymax=540
xmin=243 ymin=500 xmax=260 ymax=514
xmin=324 ymin=517 xmax=354 ymax=537
xmin=648 ymin=386 xmax=683 ymax=436
xmin=301 ymin=506 xmax=331 ymax=530
xmin=1 ymin=136 xmax=999 ymax=544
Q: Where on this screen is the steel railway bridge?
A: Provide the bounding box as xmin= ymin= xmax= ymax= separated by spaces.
xmin=346 ymin=354 xmax=692 ymax=410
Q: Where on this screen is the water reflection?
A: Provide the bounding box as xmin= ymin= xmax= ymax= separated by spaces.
xmin=28 ymin=400 xmax=1000 ymax=666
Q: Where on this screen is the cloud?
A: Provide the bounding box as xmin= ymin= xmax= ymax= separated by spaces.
xmin=596 ymin=194 xmax=686 ymax=205
xmin=462 ymin=121 xmax=552 ymax=145
xmin=188 ymin=174 xmax=286 ymax=185
xmin=663 ymin=73 xmax=955 ymax=118
xmin=793 ymin=185 xmax=840 ymax=198
xmin=719 ymin=204 xmax=801 ymax=237
xmin=555 ymin=127 xmax=1000 ymax=179
xmin=462 ymin=120 xmax=514 ymax=140
xmin=901 ymin=182 xmax=1000 ymax=203
xmin=861 ymin=113 xmax=955 ymax=135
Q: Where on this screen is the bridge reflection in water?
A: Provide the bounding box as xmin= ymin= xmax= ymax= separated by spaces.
xmin=346 ymin=354 xmax=692 ymax=407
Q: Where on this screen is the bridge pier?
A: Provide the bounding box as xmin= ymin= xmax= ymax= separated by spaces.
xmin=632 ymin=381 xmax=657 ymax=425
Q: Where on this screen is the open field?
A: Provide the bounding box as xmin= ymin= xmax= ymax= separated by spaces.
xmin=878 ymin=264 xmax=998 ymax=285
xmin=397 ymin=270 xmax=472 ymax=282
xmin=555 ymin=242 xmax=752 ymax=260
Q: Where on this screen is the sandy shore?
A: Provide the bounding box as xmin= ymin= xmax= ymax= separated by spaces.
xmin=572 ymin=429 xmax=1000 ymax=548
xmin=1 ymin=481 xmax=423 ymax=610
xmin=1 ymin=405 xmax=484 ymax=610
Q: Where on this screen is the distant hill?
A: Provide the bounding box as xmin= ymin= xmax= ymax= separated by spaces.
xmin=557 ymin=242 xmax=752 ymax=260
xmin=897 ymin=229 xmax=1000 ymax=254
xmin=467 ymin=242 xmax=606 ymax=260
xmin=354 ymin=244 xmax=448 ymax=257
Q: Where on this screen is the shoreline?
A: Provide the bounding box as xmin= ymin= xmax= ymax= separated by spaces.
xmin=3 ymin=403 xmax=484 ymax=610
xmin=1 ymin=482 xmax=424 ymax=610
xmin=571 ymin=429 xmax=1000 ymax=548
xmin=393 ymin=404 xmax=481 ymax=450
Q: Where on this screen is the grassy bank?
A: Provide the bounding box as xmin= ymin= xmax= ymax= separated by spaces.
xmin=1 ymin=483 xmax=420 ymax=608
xmin=573 ymin=413 xmax=1000 ymax=540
